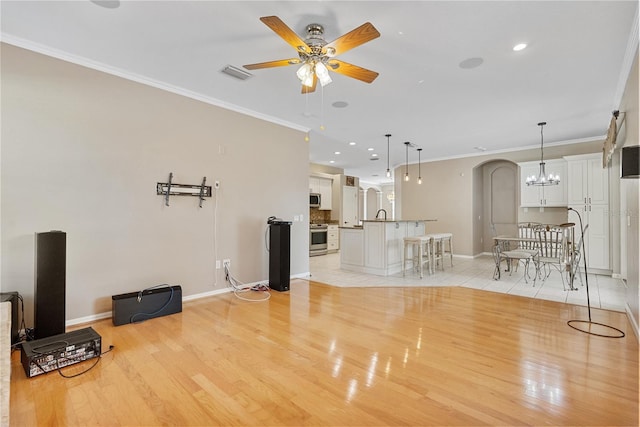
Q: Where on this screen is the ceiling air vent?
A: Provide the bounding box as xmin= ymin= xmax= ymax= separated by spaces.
xmin=221 ymin=65 xmax=252 ymax=80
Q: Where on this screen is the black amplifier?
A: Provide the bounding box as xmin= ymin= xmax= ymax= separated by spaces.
xmin=20 ymin=327 xmax=102 ymax=378
xmin=111 ymin=285 xmax=182 ymax=326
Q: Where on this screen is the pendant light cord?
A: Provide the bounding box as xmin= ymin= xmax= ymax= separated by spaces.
xmin=539 ymin=121 xmax=546 ymax=164
xmin=385 ymin=134 xmax=391 ymax=176
xmin=405 ymin=142 xmax=409 ymax=177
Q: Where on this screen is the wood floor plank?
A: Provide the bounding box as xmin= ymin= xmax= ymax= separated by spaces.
xmin=9 ymin=280 xmax=638 ymax=426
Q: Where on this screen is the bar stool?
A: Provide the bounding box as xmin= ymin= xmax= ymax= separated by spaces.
xmin=426 ymin=233 xmax=454 ymax=270
xmin=402 ymin=236 xmax=432 ymax=278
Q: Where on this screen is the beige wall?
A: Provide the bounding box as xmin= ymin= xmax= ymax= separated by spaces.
xmin=0 ymin=44 xmax=310 ymax=324
xmin=618 ymin=51 xmax=639 ymax=334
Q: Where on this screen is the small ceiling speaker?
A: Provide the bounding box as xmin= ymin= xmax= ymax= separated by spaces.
xmin=621 ymin=146 xmax=639 ymax=179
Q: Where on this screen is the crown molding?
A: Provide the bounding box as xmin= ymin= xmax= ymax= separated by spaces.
xmin=0 ymin=34 xmax=310 ymax=134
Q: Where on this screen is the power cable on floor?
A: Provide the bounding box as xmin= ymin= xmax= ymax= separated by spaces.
xmin=224 ymin=263 xmax=270 ymax=302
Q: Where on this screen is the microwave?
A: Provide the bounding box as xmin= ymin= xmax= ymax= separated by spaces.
xmin=310 ymin=193 xmax=321 ymax=208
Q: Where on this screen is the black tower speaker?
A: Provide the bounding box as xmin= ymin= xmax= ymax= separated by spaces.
xmin=34 ymin=231 xmax=66 ymax=339
xmin=268 ymin=221 xmax=291 ymax=292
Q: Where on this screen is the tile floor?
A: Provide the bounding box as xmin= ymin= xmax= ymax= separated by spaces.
xmin=308 ymin=252 xmax=628 ymax=312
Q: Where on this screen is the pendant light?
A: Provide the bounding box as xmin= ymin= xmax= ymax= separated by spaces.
xmin=417 ymin=148 xmax=423 ymax=184
xmin=526 ymin=121 xmax=560 ymax=186
xmin=404 ymin=142 xmax=410 ymax=182
xmin=385 ymin=134 xmax=392 ymax=178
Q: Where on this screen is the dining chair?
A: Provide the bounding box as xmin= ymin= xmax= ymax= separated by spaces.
xmin=509 ymin=222 xmax=541 ymax=272
xmin=492 ymin=240 xmax=537 ymax=284
xmin=534 ymin=223 xmax=577 ymax=290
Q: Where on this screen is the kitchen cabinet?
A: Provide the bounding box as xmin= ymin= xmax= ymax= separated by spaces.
xmin=327 ymin=224 xmax=339 ymax=253
xmin=340 ymin=220 xmax=435 ymax=276
xmin=309 ymin=176 xmax=332 ymax=210
xmin=406 ymin=221 xmax=426 ymax=237
xmin=519 ymin=159 xmax=568 ymax=207
xmin=340 ymin=228 xmax=364 ymax=267
xmin=565 ymin=153 xmax=610 ymax=270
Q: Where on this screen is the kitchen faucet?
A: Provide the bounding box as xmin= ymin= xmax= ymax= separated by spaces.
xmin=375 ymin=209 xmax=387 ymax=220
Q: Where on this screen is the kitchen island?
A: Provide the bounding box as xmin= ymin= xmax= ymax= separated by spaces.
xmin=340 ymin=219 xmax=437 ymax=276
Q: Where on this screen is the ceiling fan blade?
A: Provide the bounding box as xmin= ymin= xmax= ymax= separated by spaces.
xmin=301 ymin=74 xmax=317 ymax=94
xmin=327 ymin=60 xmax=379 ymax=83
xmin=324 ymin=22 xmax=380 ymax=56
xmin=259 ymin=16 xmax=311 ymax=54
xmin=243 ymin=58 xmax=301 ymax=70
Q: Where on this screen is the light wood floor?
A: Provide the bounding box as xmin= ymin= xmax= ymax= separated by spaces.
xmin=9 ymin=280 xmax=639 ymax=426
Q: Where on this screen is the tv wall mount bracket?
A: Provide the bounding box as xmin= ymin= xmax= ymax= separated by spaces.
xmin=157 ymin=172 xmax=212 ymax=208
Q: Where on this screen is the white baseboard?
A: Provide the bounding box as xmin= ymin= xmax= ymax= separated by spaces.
xmin=182 ymin=287 xmax=231 ymax=302
xmin=66 ymin=274 xmax=311 ymax=327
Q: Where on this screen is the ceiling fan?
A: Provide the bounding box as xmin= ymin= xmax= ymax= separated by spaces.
xmin=243 ymin=16 xmax=380 ymax=94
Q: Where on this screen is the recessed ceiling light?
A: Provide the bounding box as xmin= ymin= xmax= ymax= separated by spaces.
xmin=334 ymin=151 xmax=341 ymax=155
xmin=368 ymin=148 xmax=374 ymax=151
xmin=332 ymin=101 xmax=349 ymax=108
xmin=474 ymin=146 xmax=487 ymax=152
xmin=349 ymin=142 xmax=356 ymax=146
xmin=371 ymin=153 xmax=378 ymax=157
xmin=513 ymin=43 xmax=527 ymax=51
xmin=329 ymin=160 xmax=335 ymax=164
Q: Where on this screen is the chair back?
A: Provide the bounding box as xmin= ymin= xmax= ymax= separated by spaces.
xmin=535 ymin=224 xmax=568 ymax=261
xmin=517 ymin=222 xmax=540 ymax=250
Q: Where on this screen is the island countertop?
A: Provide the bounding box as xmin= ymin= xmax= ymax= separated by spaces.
xmin=340 ymin=219 xmax=437 ymax=276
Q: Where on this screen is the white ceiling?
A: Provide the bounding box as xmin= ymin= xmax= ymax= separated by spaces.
xmin=1 ymin=1 xmax=637 ymax=185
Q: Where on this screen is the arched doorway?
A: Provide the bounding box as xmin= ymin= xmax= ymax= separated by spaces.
xmin=472 ymin=160 xmax=518 ymax=254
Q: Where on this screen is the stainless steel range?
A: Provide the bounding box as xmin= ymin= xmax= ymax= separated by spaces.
xmin=309 ymin=224 xmax=328 ymax=256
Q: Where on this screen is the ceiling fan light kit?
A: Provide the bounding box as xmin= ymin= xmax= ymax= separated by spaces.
xmin=244 ymin=16 xmax=380 ymax=93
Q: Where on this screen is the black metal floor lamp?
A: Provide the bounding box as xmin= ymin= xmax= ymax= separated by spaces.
xmin=566 ymin=208 xmax=625 ymax=338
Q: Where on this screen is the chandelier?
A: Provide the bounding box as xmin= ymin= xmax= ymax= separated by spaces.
xmin=526 ymin=121 xmax=560 ymax=186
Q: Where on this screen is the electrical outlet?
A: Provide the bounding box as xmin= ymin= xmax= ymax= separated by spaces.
xmin=216 ymin=260 xmax=221 ymax=269
xmin=222 ymin=259 xmax=231 ymax=281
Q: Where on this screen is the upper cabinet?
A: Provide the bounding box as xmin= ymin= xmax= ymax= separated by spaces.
xmin=309 ymin=176 xmax=332 ymax=210
xmin=519 ymin=159 xmax=568 ymax=207
xmin=565 ymin=154 xmax=609 ymax=206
